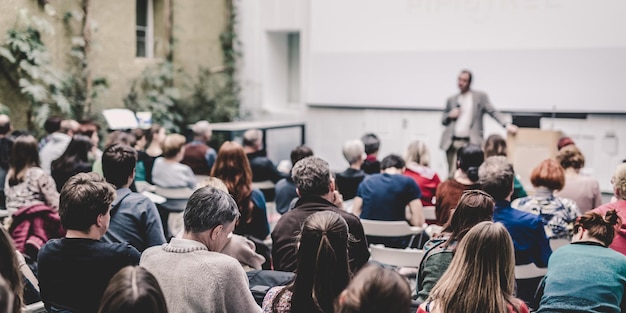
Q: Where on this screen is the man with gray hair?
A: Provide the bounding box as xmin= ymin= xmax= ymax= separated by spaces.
xmin=141 ymin=187 xmax=261 ymax=312
xmin=336 ymin=139 xmax=367 ymax=201
xmin=181 ymin=120 xmax=217 ymax=175
xmin=479 ymin=156 xmax=551 ymax=304
xmin=271 ymin=156 xmax=369 ymax=272
xmin=243 ymin=129 xmax=286 ymax=183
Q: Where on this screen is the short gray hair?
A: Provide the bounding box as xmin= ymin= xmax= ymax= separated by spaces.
xmin=184 ymin=187 xmax=240 ymax=233
xmin=478 ymin=156 xmax=514 ymax=201
xmin=243 ymin=129 xmax=262 ymax=147
xmin=292 ymin=156 xmax=331 ymax=197
xmin=342 ymin=140 xmax=364 ymax=165
xmin=192 ymin=120 xmax=212 ymax=137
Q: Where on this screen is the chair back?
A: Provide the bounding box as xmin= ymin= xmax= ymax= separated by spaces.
xmin=360 ymin=219 xmax=424 ymax=237
xmin=369 ymin=244 xmax=425 ymax=268
xmin=514 ymin=263 xmax=548 ymax=280
xmin=423 ymin=206 xmax=437 ymax=221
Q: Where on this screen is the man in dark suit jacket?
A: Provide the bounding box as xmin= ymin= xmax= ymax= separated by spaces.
xmin=440 ymin=70 xmax=518 ymax=177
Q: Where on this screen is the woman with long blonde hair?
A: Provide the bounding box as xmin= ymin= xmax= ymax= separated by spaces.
xmin=418 ymin=221 xmax=528 ymax=313
xmin=211 ymin=141 xmax=269 ymax=240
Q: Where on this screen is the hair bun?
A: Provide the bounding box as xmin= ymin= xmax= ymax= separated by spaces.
xmin=604 ymin=210 xmax=620 ymax=226
xmin=466 ymin=167 xmax=479 ymax=182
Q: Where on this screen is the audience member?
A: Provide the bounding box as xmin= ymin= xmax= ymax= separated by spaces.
xmin=152 ymin=134 xmax=196 ymax=189
xmin=131 ymin=128 xmax=149 ymax=182
xmin=97 ymin=266 xmax=168 ymax=313
xmin=360 ymin=133 xmax=381 ymax=174
xmin=38 ymin=116 xmax=62 ymax=150
xmin=39 ymin=119 xmax=79 ymax=174
xmin=483 ymin=134 xmax=527 ymax=200
xmin=92 ymin=131 xmax=136 ymax=177
xmin=143 ymin=124 xmax=166 ymax=184
xmin=403 ymin=139 xmax=441 ymax=207
xmin=479 ymin=156 xmax=551 ymax=305
xmin=101 ymin=144 xmax=165 ymax=252
xmin=592 ymin=163 xmax=626 ymax=255
xmin=51 ymin=134 xmax=93 ymax=192
xmin=271 ymin=156 xmax=369 ymax=273
xmin=512 ymin=159 xmax=580 ymax=239
xmin=417 ymin=190 xmax=495 ymax=300
xmin=275 ymin=145 xmax=314 ymax=214
xmin=196 ymin=177 xmax=266 ymax=270
xmin=555 ymin=145 xmax=602 ymax=213
xmin=38 ymin=173 xmax=140 ymax=313
xmin=353 ymin=154 xmax=424 ymax=247
xmin=262 ymin=211 xmax=351 ymax=313
xmin=212 ymin=141 xmax=269 ymax=240
xmin=434 ymin=144 xmax=483 ymax=225
xmin=335 ymin=140 xmax=367 ymax=201
xmin=0 ymin=114 xmax=13 ymax=210
xmin=536 ymin=210 xmax=626 ymax=313
xmin=5 ymin=135 xmax=59 ymax=215
xmin=243 ymin=129 xmax=286 ymax=183
xmin=140 ymin=187 xmax=261 ymax=313
xmin=418 ymin=221 xmax=529 ymax=313
xmin=335 ymin=264 xmax=411 ymax=313
xmin=0 ymin=228 xmax=22 ymax=313
xmin=181 ymin=120 xmax=217 ymax=175
xmin=77 ymin=118 xmax=102 ymax=161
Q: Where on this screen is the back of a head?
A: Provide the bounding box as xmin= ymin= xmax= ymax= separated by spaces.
xmin=161 ymin=134 xmax=186 ymax=159
xmin=290 ymin=211 xmax=350 ymax=313
xmin=443 ymin=190 xmax=495 ymax=244
xmin=574 ymin=210 xmax=620 ymax=247
xmin=183 ymin=186 xmax=240 ymax=235
xmin=0 ymin=115 xmax=11 ymax=136
xmin=9 ymin=135 xmax=40 ymax=185
xmin=103 ymin=144 xmax=138 ymax=189
xmin=210 ymin=141 xmax=252 ymax=205
xmin=61 ymin=135 xmax=93 ymax=161
xmin=44 ymin=117 xmax=62 ymax=135
xmin=556 ymin=145 xmax=585 ymax=170
xmin=343 ymin=140 xmax=365 ymax=166
xmin=60 ymin=119 xmax=79 ymax=135
xmin=290 ymin=145 xmax=314 ymax=166
xmin=404 ymin=140 xmax=430 ymax=166
xmin=145 ymin=124 xmax=163 ymax=146
xmin=613 ymin=163 xmax=626 ymax=200
xmin=380 ymin=154 xmax=405 ymax=171
xmin=429 ymin=221 xmax=516 ymax=313
xmin=361 ymin=133 xmax=380 ymax=155
xmin=59 ymin=173 xmax=116 ymax=232
xmin=291 ymin=156 xmax=331 ymax=197
xmin=0 ymin=228 xmax=21 ymax=313
xmin=336 ymin=264 xmax=411 ymax=313
xmin=530 ymin=159 xmax=565 ymax=191
xmin=457 ymin=144 xmax=484 ymax=182
xmin=478 ymin=156 xmax=514 ymax=201
xmin=192 ymin=120 xmax=212 ymax=138
xmin=483 ymin=134 xmax=507 ymax=158
xmin=242 ymin=129 xmax=262 ymax=148
xmin=97 ymin=266 xmax=168 ymax=313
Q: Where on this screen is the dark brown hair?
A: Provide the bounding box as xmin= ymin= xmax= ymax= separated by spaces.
xmin=97 ymin=266 xmax=168 ymax=313
xmin=530 ymin=159 xmax=565 ymax=191
xmin=8 ymin=135 xmax=40 ymax=187
xmin=59 ymin=172 xmax=116 ymax=232
xmin=439 ymin=190 xmax=495 ymax=247
xmin=483 ymin=134 xmax=507 ymax=158
xmin=574 ymin=210 xmax=620 ymax=247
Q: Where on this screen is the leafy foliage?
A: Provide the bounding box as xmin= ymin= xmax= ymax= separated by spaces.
xmin=0 ymin=10 xmax=71 ymax=129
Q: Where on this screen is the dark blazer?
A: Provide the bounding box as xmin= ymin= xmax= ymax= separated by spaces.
xmin=440 ymin=90 xmax=508 ymax=150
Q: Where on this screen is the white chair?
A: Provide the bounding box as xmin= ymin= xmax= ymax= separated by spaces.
xmin=360 ymin=219 xmax=426 ymax=247
xmin=515 ymin=263 xmax=548 ymax=280
xmin=550 ymin=238 xmax=570 ymax=251
xmin=25 ymin=301 xmax=46 ymax=313
xmin=369 ymin=244 xmax=425 ymax=268
xmin=423 ymin=206 xmax=437 ymax=221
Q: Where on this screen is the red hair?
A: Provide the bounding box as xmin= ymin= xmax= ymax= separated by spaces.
xmin=211 ymin=141 xmax=253 ymax=222
xmin=530 ymin=159 xmax=565 ymax=191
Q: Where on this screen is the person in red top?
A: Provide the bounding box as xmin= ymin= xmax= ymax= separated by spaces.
xmin=592 ymin=163 xmax=626 ymax=256
xmin=403 ymin=140 xmax=441 ymax=208
xmin=417 ymin=221 xmax=529 ymax=313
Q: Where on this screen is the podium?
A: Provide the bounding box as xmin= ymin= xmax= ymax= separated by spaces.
xmin=507 ymin=128 xmax=563 ymax=192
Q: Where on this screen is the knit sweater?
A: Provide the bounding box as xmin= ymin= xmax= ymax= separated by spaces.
xmin=140 ymin=238 xmax=261 ymax=313
xmin=536 ymin=242 xmax=626 ymax=313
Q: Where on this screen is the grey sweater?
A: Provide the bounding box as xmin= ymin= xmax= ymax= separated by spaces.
xmin=140 ymin=238 xmax=262 ymax=313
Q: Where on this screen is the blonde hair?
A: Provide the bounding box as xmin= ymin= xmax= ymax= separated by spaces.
xmin=427 ymin=221 xmax=521 ymax=313
xmin=404 ymin=140 xmax=430 ymax=166
xmin=198 ymin=177 xmax=228 ymax=193
xmin=161 ymin=134 xmax=186 ymax=158
xmin=556 ymin=145 xmax=585 ymax=170
xmin=612 ymin=163 xmax=626 ymax=200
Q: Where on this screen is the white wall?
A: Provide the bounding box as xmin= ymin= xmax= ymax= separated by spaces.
xmin=236 ymin=0 xmax=626 ymax=194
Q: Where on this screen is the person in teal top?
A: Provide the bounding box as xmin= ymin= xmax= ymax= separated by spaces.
xmin=536 ymin=209 xmax=626 ymax=313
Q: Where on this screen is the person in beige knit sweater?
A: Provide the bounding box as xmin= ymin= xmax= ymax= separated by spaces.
xmin=140 ymin=186 xmax=261 ymax=313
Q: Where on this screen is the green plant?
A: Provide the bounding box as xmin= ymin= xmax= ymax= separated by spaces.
xmin=0 ymin=9 xmax=71 ymax=129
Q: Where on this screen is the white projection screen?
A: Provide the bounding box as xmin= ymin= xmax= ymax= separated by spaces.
xmin=308 ymin=0 xmax=626 ymax=113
